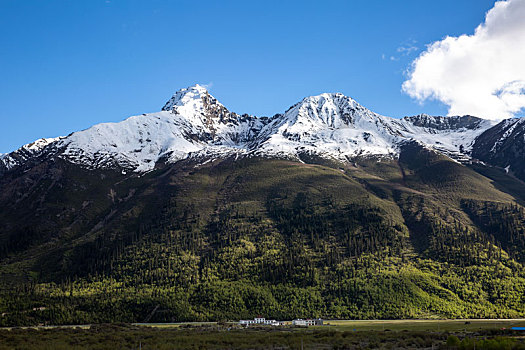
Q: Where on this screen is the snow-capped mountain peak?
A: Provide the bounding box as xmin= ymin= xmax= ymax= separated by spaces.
xmin=161 ymin=84 xmax=249 ymax=140
xmin=283 ymin=93 xmax=377 ymax=128
xmin=162 ymin=84 xmax=212 ymax=112
xmin=253 ymin=92 xmax=403 ymax=160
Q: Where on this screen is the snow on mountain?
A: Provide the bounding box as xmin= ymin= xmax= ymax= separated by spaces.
xmin=253 ymin=94 xmax=493 ymax=163
xmin=471 ymin=117 xmax=525 ymax=180
xmin=1 ymin=85 xmax=264 ymax=173
xmin=0 ymin=84 xmax=503 ymax=173
xmin=0 ymin=137 xmax=63 ymax=171
xmin=487 ymin=118 xmax=525 ymax=154
xmin=397 ymin=115 xmax=496 ymax=162
xmin=162 ymin=84 xmax=266 ymax=146
xmin=56 ymin=84 xmax=269 ymax=172
xmin=59 ymin=112 xmax=205 ymax=172
xmin=254 ymin=93 xmax=401 ymax=160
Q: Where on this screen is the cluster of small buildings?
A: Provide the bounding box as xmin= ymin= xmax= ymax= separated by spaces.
xmin=239 ymin=317 xmax=323 ymax=327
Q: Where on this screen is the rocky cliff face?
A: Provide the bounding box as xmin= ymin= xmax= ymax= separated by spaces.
xmin=472 ymin=118 xmax=525 ymax=180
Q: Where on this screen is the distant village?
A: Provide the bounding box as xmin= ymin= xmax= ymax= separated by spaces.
xmin=239 ymin=317 xmax=324 ymax=327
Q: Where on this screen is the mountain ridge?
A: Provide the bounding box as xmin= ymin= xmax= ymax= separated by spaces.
xmin=0 ymin=85 xmax=503 ymax=175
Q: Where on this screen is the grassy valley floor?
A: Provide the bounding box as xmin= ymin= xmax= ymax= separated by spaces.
xmin=1 ymin=321 xmax=525 ymax=349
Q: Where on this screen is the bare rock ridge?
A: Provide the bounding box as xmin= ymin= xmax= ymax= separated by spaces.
xmin=0 ymin=84 xmax=519 ymax=174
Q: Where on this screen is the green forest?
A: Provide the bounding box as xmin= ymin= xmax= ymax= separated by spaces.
xmin=1 ymin=144 xmax=525 ymax=326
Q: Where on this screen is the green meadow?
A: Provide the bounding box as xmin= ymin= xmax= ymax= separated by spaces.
xmin=1 ymin=321 xmax=525 ymax=349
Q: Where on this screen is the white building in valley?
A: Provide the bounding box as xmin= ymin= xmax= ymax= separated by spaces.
xmin=292 ymin=319 xmax=324 ymax=326
xmin=239 ymin=317 xmax=283 ymax=326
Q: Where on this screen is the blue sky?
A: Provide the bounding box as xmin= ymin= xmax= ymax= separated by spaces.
xmin=0 ymin=0 xmax=497 ymax=153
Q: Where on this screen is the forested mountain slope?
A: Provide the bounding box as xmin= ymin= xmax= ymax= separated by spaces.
xmin=1 ymin=86 xmax=525 ymax=325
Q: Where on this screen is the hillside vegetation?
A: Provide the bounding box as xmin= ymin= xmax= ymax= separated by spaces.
xmin=0 ymin=143 xmax=524 ymax=325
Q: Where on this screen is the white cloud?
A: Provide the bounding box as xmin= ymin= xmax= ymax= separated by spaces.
xmin=402 ymin=0 xmax=525 ymax=120
xmin=396 ymin=41 xmax=418 ymax=56
xmin=382 ymin=40 xmax=418 ymax=61
xmin=200 ymin=82 xmax=214 ymax=91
